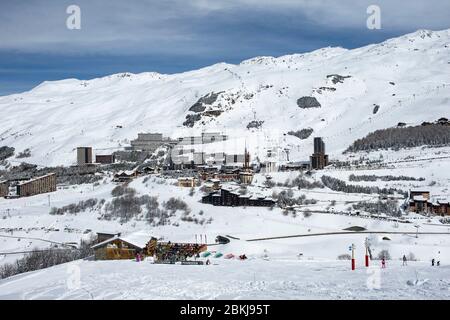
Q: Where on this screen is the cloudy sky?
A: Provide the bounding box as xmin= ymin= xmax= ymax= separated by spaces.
xmin=1 ymin=0 xmax=449 ymax=95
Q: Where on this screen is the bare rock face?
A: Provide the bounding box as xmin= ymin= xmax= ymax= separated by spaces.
xmin=188 ymin=92 xmax=224 ymax=113
xmin=184 ymin=91 xmax=225 ymax=127
xmin=0 ymin=146 xmax=15 ymax=161
xmin=297 ymin=96 xmax=321 ymax=109
xmin=326 ymin=74 xmax=351 ymax=84
xmin=183 ymin=114 xmax=202 ymax=127
xmin=247 ymin=120 xmax=264 ymax=129
xmin=373 ymin=104 xmax=380 ymax=114
xmin=287 ymin=128 xmax=314 ymax=140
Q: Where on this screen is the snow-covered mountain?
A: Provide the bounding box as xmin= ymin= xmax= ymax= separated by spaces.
xmin=1 ymin=29 xmax=449 ymax=166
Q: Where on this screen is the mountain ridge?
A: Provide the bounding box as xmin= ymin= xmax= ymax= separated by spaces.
xmin=1 ymin=28 xmax=449 ymax=167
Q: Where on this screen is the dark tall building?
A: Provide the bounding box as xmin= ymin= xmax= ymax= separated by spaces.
xmin=311 ymin=137 xmax=329 ymax=170
xmin=314 ymin=137 xmax=325 ymax=154
xmin=77 ymin=147 xmax=93 ymax=165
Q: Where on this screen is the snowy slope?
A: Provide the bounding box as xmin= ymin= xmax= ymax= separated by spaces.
xmin=1 ymin=29 xmax=450 ymax=299
xmin=0 ymin=29 xmax=449 ymax=166
xmin=1 ymin=259 xmax=450 ymax=300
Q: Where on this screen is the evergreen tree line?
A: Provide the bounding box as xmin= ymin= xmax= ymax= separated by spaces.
xmin=279 ymin=174 xmax=324 ymax=190
xmin=345 ymin=124 xmax=450 ymax=153
xmin=352 ymin=200 xmax=402 ymax=217
xmin=348 ymin=174 xmax=424 ymax=182
xmin=272 ymin=190 xmax=317 ymax=208
xmin=321 ymin=175 xmax=407 ymax=197
xmin=287 ymin=128 xmax=314 ymax=140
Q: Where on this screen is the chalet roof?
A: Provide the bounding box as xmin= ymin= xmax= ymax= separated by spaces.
xmin=116 ymin=170 xmax=136 ymax=176
xmin=409 ymin=189 xmax=430 ymax=193
xmin=91 ymin=231 xmax=154 ymax=250
xmin=413 ymin=195 xmax=428 ymax=202
xmin=96 ymin=231 xmax=121 ymax=236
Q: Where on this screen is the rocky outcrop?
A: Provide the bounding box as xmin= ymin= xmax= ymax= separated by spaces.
xmin=183 ymin=114 xmax=202 ymax=127
xmin=0 ymin=146 xmax=15 ymax=161
xmin=287 ymin=128 xmax=314 ymax=140
xmin=247 ymin=120 xmax=264 ymax=130
xmin=297 ymin=96 xmax=321 ymax=109
xmin=326 ymin=74 xmax=351 ymax=84
xmin=189 ymin=92 xmax=224 ymax=113
xmin=373 ymin=104 xmax=380 ymax=114
xmin=203 ymin=110 xmax=223 ymax=117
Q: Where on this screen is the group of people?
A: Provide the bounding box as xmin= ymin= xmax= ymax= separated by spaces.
xmin=393 ymin=254 xmax=442 ymax=267
xmin=431 ymin=258 xmax=441 ymax=266
xmin=154 ymin=242 xmax=206 ymax=263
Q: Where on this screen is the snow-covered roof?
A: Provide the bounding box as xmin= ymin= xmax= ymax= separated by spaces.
xmin=116 ymin=170 xmax=136 ymax=176
xmin=91 ymin=231 xmax=154 ymax=249
xmin=413 ymin=195 xmax=428 ymax=202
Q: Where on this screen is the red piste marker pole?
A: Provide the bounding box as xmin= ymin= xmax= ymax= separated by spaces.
xmin=365 ymin=238 xmax=370 ymax=267
xmin=351 ymin=244 xmax=356 ymax=270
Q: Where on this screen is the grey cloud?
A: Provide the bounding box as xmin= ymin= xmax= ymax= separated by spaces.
xmin=0 ymin=0 xmax=449 ymax=55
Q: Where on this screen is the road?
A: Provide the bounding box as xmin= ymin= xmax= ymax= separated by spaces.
xmin=245 ymin=231 xmax=450 ymax=242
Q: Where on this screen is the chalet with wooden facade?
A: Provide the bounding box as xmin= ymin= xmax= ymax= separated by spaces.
xmin=91 ymin=232 xmax=149 ymax=260
xmin=91 ymin=231 xmax=207 ymax=263
xmin=178 ymin=177 xmax=197 ymax=188
xmin=408 ymin=190 xmax=431 ymax=213
xmin=408 ymin=190 xmax=450 ymax=216
xmin=113 ymin=169 xmax=139 ymax=182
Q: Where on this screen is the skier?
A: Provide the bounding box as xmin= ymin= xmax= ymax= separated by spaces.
xmin=402 ymin=255 xmax=407 ymax=266
xmin=432 ymin=258 xmax=435 ymax=266
xmin=381 ymin=257 xmax=386 ymax=269
xmin=437 ymin=260 xmax=440 ymax=266
xmin=206 ymin=259 xmax=211 ymax=265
